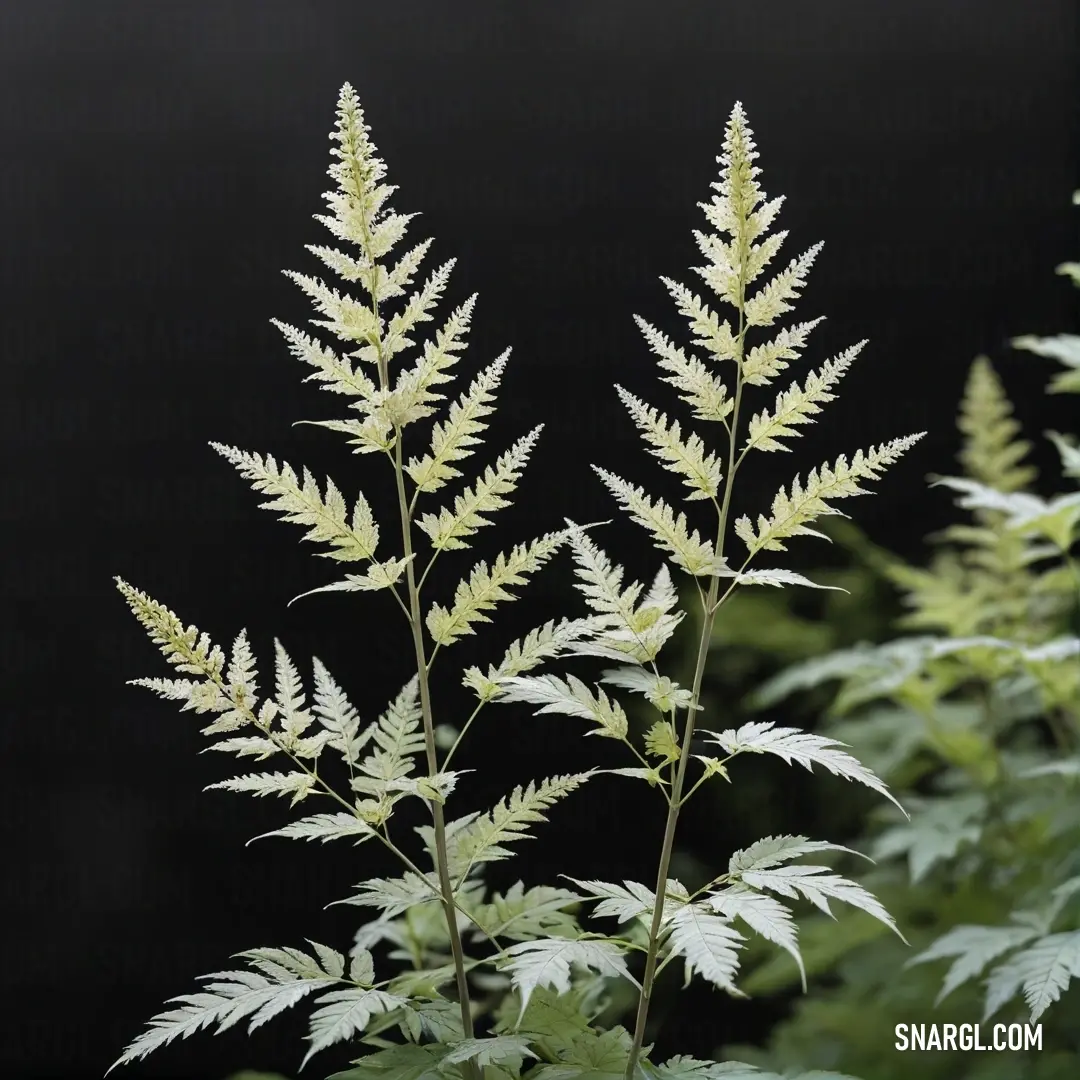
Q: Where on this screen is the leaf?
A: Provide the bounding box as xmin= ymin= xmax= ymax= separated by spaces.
xmin=249 ymin=812 xmax=376 ymax=846
xmin=116 ymin=579 xmax=226 ymax=680
xmin=703 ymin=720 xmax=905 ymax=815
xmin=271 ymin=318 xmax=377 ymax=400
xmin=743 ymin=342 xmax=863 ymax=453
xmin=427 ymin=530 xmax=574 ymax=645
xmin=736 ymin=865 xmax=904 ymax=941
xmin=733 ymin=434 xmax=925 ymax=555
xmin=718 ymin=568 xmax=847 ymax=591
xmin=593 ymin=467 xmax=724 ymax=576
xmin=740 ymin=318 xmax=825 ymax=386
xmin=440 ymin=773 xmax=594 ymax=882
xmin=871 ymin=793 xmax=985 ymax=882
xmin=633 ymin=316 xmax=733 ymax=422
xmin=310 ymin=657 xmax=362 ymax=764
xmin=500 ymin=937 xmax=636 ymax=1014
xmin=210 ymin=444 xmax=378 ymax=562
xmin=290 ymin=555 xmax=414 ymax=604
xmin=444 ymin=1035 xmax=537 ymax=1067
xmin=468 ymin=882 xmax=583 ymax=942
xmin=336 ymin=872 xmax=439 ymax=917
xmin=742 ymin=243 xmax=823 ymax=327
xmin=302 ymin=988 xmax=408 ymax=1067
xmin=727 ymin=835 xmax=861 ymax=875
xmin=498 ymin=674 xmax=629 ymax=739
xmin=615 ymin=385 xmax=723 ymax=500
xmin=707 ymin=885 xmax=804 ymax=990
xmin=666 ymin=906 xmax=745 ymax=994
xmin=204 ymin=771 xmax=318 ymax=806
xmin=416 ymin=426 xmax=543 ymax=550
xmin=905 ymin=922 xmax=1039 ymax=1005
xmin=565 ymin=878 xmax=689 ymax=925
xmin=406 ymin=349 xmax=511 ymax=492
xmin=106 ymin=950 xmax=343 ymax=1072
xmin=984 ymin=931 xmax=1080 ymax=1021
xmin=463 ymin=617 xmax=598 ymax=701
xmin=350 ymin=676 xmax=425 ymax=808
xmin=326 ymin=1044 xmax=446 ymax=1080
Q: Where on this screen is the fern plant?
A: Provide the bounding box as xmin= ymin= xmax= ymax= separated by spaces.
xmin=112 ymin=88 xmax=923 ymax=1080
xmin=720 ymin=194 xmax=1080 ymax=1078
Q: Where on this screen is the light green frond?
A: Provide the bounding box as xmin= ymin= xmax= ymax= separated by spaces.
xmin=956 ymin=355 xmax=1036 ymax=491
xmin=667 ymin=906 xmax=745 ymax=995
xmin=593 ymin=466 xmax=723 ymax=576
xmin=462 ymin=617 xmax=597 ymax=701
xmin=733 ymin=433 xmax=925 ymax=555
xmin=743 ymin=243 xmax=823 ymax=328
xmin=349 ymin=678 xmax=425 ymax=817
xmin=382 ymin=258 xmax=458 ymax=362
xmin=633 ymin=316 xmax=733 ymax=422
xmin=442 ymin=773 xmax=593 ymax=882
xmin=426 ymin=530 xmax=572 ymax=646
xmin=743 ymin=342 xmax=863 ymax=453
xmin=616 ymin=385 xmax=723 ymax=500
xmin=660 ymin=277 xmax=739 ymax=364
xmin=382 ymin=290 xmax=475 ymax=427
xmin=740 ymin=317 xmax=825 ymax=386
xmin=115 ymin=579 xmax=226 ymax=679
xmin=283 ymin=271 xmax=380 ymax=346
xmin=204 ymin=771 xmax=319 ymax=806
xmin=407 ymin=348 xmax=510 ymax=492
xmin=417 ymin=426 xmax=542 ymax=551
xmin=565 ymin=527 xmax=643 ymax=621
xmin=497 ymin=674 xmax=629 ymax=739
xmin=210 ymin=444 xmax=378 ymax=562
xmin=299 ymin=411 xmax=396 ymax=456
xmin=289 ymin=555 xmax=414 ymax=605
xmin=270 ymin=320 xmax=378 ymax=399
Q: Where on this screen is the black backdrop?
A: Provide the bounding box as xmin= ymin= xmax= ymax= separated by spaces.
xmin=2 ymin=1 xmax=1078 ymax=1077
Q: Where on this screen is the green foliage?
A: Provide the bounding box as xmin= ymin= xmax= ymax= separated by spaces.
xmin=718 ymin=193 xmax=1080 ymax=1078
xmin=114 ymin=88 xmax=923 ymax=1080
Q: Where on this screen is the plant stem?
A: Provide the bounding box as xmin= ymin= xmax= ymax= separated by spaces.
xmin=391 ymin=435 xmax=479 ymax=1059
xmin=623 ymin=292 xmax=748 ymax=1080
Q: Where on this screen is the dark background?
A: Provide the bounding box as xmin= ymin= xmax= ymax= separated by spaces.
xmin=2 ymin=1 xmax=1078 ymax=1077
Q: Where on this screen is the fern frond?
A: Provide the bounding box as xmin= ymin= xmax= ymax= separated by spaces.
xmin=210 ymin=444 xmax=378 ymax=562
xmin=616 ymin=385 xmax=723 ymax=500
xmin=289 ymin=555 xmax=414 ymax=604
xmin=660 ymin=277 xmax=738 ymax=364
xmin=727 ymin=835 xmax=861 ymax=875
xmin=442 ymin=773 xmax=594 ymax=882
xmin=251 ymin=812 xmax=376 ymax=845
xmin=462 ymin=617 xmax=597 ymax=701
xmin=382 ymin=259 xmax=458 ymax=362
xmin=301 ymin=988 xmax=409 ymax=1067
xmin=115 ymin=579 xmax=226 ymax=680
xmin=500 ymin=938 xmax=635 ymax=1015
xmin=704 ymin=719 xmax=904 ymax=814
xmin=743 ymin=342 xmax=863 ymax=453
xmin=310 ymin=657 xmax=362 ymax=765
xmin=743 ymin=243 xmax=823 ymax=328
xmin=417 ymin=426 xmax=543 ymax=551
xmin=270 ymin=319 xmax=378 ymax=399
xmin=283 ymin=270 xmax=380 ymax=346
xmin=733 ymin=433 xmax=925 ymax=555
xmin=957 ymin=355 xmax=1036 ymax=491
xmin=497 ymin=674 xmax=629 ymax=739
xmin=107 ymin=947 xmax=348 ymax=1072
xmin=204 ymin=770 xmax=318 ymax=806
xmin=383 ymin=290 xmax=476 ymax=424
xmin=633 ymin=316 xmax=733 ymax=422
xmin=666 ymin=906 xmax=745 ymax=995
xmin=983 ymin=932 xmax=1080 ymax=1022
xmin=740 ymin=318 xmax=825 ymax=387
xmin=467 ymin=883 xmax=583 ymax=942
xmin=707 ymin=885 xmax=804 ymax=990
xmin=407 ymin=348 xmax=511 ymax=492
xmin=426 ymin=530 xmax=573 ymax=646
xmin=735 ymin=864 xmax=903 ymax=940
xmin=593 ymin=467 xmax=723 ymax=576
xmin=566 ymin=877 xmax=689 ymax=925
xmin=350 ymin=677 xmax=424 ymax=804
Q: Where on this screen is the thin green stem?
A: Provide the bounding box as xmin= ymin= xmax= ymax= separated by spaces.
xmin=623 ymin=227 xmax=750 ymax=1080
xmin=391 ymin=432 xmax=478 ymax=1052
